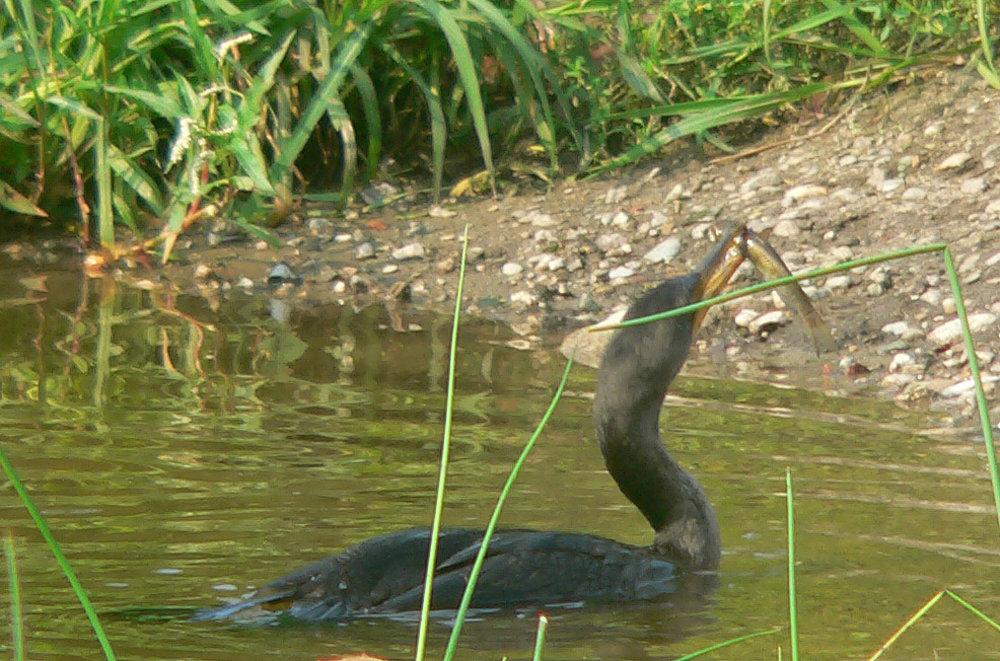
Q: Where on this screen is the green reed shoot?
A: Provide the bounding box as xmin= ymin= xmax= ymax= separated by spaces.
xmin=441 ymin=358 xmax=574 ymax=661
xmin=0 ymin=446 xmax=117 ymax=661
xmin=786 ymin=469 xmax=799 ymax=661
xmin=414 ymin=225 xmax=471 ymax=661
xmin=4 ymin=533 xmax=25 ymax=661
xmin=531 ymin=614 xmax=549 ymax=661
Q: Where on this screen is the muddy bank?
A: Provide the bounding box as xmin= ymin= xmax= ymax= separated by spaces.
xmin=6 ymin=69 xmax=1000 ymax=430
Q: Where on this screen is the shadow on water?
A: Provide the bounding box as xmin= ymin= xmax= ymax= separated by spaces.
xmin=1 ymin=255 xmax=999 ymax=661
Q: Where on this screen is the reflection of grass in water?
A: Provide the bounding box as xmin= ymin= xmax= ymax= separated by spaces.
xmin=1 ymin=241 xmax=998 ymax=660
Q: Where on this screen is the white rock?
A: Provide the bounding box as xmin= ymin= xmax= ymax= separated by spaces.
xmin=510 ymin=290 xmax=535 ymax=306
xmin=664 ymin=183 xmax=684 ymax=202
xmin=605 ymin=185 xmax=627 ymax=204
xmin=882 ymin=321 xmax=911 ymax=336
xmin=608 ymin=265 xmax=636 ymax=280
xmin=889 ymin=352 xmax=915 ymax=371
xmin=428 ymin=205 xmax=456 ymax=218
xmin=611 ymin=211 xmax=631 ymax=228
xmin=783 ymin=184 xmax=828 ymax=206
xmin=527 ymin=211 xmax=557 ymax=227
xmin=748 ymin=310 xmax=790 ymax=334
xmin=936 ymin=152 xmax=972 ymax=170
xmin=772 ymin=219 xmax=800 ymax=237
xmin=901 ymin=187 xmax=927 ymax=200
xmin=740 ymin=169 xmax=782 ymax=194
xmin=643 ymin=236 xmax=682 ymax=264
xmin=734 ymin=309 xmax=760 ymax=328
xmin=595 ymin=233 xmax=627 ymax=252
xmin=547 ymin=257 xmax=566 ymax=271
xmin=928 ymin=313 xmax=998 ymax=347
xmin=501 ymin=261 xmax=524 ymax=276
xmin=879 ymin=178 xmax=904 ymax=193
xmin=382 ymin=264 xmax=399 ymax=274
xmin=985 ymin=198 xmax=1000 ymax=215
xmin=961 ymin=177 xmax=987 ymax=194
xmin=391 ymin=243 xmax=425 ymax=260
xmin=825 ymin=274 xmax=852 ymax=290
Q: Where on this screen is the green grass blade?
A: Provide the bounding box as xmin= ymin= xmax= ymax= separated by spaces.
xmin=4 ymin=533 xmax=25 ymax=661
xmin=348 ymin=63 xmax=382 ymax=181
xmin=326 ymin=95 xmax=358 ymax=208
xmin=416 ymin=0 xmax=495 ymax=193
xmin=945 ymin=590 xmax=1000 ymax=632
xmin=380 ymin=42 xmax=446 ymax=199
xmin=531 ymin=614 xmax=549 ymax=661
xmin=95 ymin=119 xmax=114 ymax=250
xmin=866 ymin=590 xmax=945 ymax=661
xmin=942 ymin=247 xmax=1000 ymax=535
xmin=107 ymin=144 xmax=164 ymax=213
xmin=0 ymin=445 xmax=117 ymax=661
xmin=442 ymin=356 xmax=575 ymax=661
xmin=976 ymin=0 xmax=998 ymax=83
xmin=786 ymin=468 xmax=799 ymax=661
xmin=673 ymin=628 xmax=781 ymax=661
xmin=270 ymin=21 xmax=372 ymax=183
xmin=818 ymin=0 xmax=889 ymax=57
xmin=415 ymin=225 xmax=471 ymax=661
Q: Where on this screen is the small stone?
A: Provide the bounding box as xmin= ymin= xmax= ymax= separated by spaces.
xmin=356 ymin=242 xmax=375 ymax=260
xmin=783 ymin=184 xmax=827 ymax=206
xmin=510 ymin=290 xmax=535 ymax=306
xmin=748 ymin=310 xmax=790 ymax=335
xmin=771 ymin=219 xmax=800 ymax=237
xmin=889 ymin=352 xmax=915 ymax=371
xmin=879 ymin=178 xmax=904 ymax=193
xmin=663 ymin=183 xmax=684 ymax=202
xmin=608 ymin=265 xmax=635 ymax=280
xmin=193 ymin=263 xmax=213 ymax=280
xmin=501 ymin=261 xmax=524 ymax=277
xmin=942 ymin=297 xmax=957 ymax=315
xmin=567 ymin=257 xmax=584 ymax=272
xmin=839 ymin=154 xmax=858 ymax=167
xmin=740 ymin=169 xmax=782 ymax=195
xmin=643 ymin=236 xmax=682 ymax=264
xmin=437 ymin=258 xmax=455 ymax=273
xmin=547 ymin=257 xmax=566 ymax=271
xmin=391 ymin=243 xmax=425 ymax=260
xmin=236 ymin=276 xmax=254 ymax=289
xmin=734 ymin=309 xmax=759 ymax=328
xmin=901 ymin=187 xmax=928 ymax=200
xmin=936 ymin=152 xmax=972 ymax=171
xmin=382 ymin=264 xmax=399 ymax=274
xmin=881 ymin=321 xmax=911 ymax=336
xmin=605 ymin=185 xmax=627 ymax=204
xmin=825 ymin=274 xmax=852 ymax=290
xmin=611 ymin=211 xmax=631 ymax=228
xmin=961 ymin=177 xmax=987 ymax=194
xmin=334 ymin=232 xmax=353 ymax=243
xmin=985 ymin=198 xmax=1000 ymax=215
xmin=928 ymin=313 xmax=998 ymax=347
xmin=649 ymin=211 xmax=670 ymax=227
xmin=428 ymin=205 xmax=456 ymax=218
xmin=526 ymin=211 xmax=557 ymax=227
xmin=595 ymin=233 xmax=627 ymax=253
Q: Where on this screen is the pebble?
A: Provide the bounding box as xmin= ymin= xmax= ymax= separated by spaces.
xmin=547 ymin=257 xmax=566 ymax=271
xmin=740 ymin=169 xmax=782 ymax=195
xmin=510 ymin=290 xmax=535 ymax=306
xmin=889 ymin=352 xmax=915 ymax=371
xmin=783 ymin=184 xmax=827 ymax=206
xmin=391 ymin=243 xmax=425 ymax=260
xmin=595 ymin=233 xmax=627 ymax=253
xmin=437 ymin=258 xmax=455 ymax=273
xmin=356 ymin=242 xmax=375 ymax=260
xmin=879 ymin=178 xmax=904 ymax=193
xmin=825 ymin=274 xmax=852 ymax=290
xmin=772 ymin=219 xmax=800 ymax=237
xmin=608 ymin=265 xmax=636 ymax=280
xmin=881 ymin=321 xmax=912 ymax=336
xmin=985 ymin=198 xmax=1000 ymax=215
xmin=428 ymin=205 xmax=456 ymax=218
xmin=605 ymin=185 xmax=627 ymax=204
xmin=501 ymin=262 xmax=524 ymax=277
xmin=526 ymin=210 xmax=557 ymax=227
xmin=901 ymin=187 xmax=928 ymax=200
xmin=748 ymin=310 xmax=790 ymax=334
xmin=643 ymin=236 xmax=682 ymax=264
xmin=936 ymin=151 xmax=972 ymax=170
xmin=961 ymin=177 xmax=987 ymax=194
xmin=382 ymin=264 xmax=399 ymax=274
xmin=928 ymin=313 xmax=998 ymax=347
xmin=734 ymin=309 xmax=759 ymax=328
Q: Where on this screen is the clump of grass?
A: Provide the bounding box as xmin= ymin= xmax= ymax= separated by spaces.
xmin=2 ymin=0 xmax=997 ymax=251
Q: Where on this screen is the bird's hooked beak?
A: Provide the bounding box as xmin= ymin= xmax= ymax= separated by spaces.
xmin=691 ymin=224 xmax=746 ymax=333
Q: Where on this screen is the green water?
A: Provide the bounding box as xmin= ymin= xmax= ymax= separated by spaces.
xmin=1 ymin=259 xmax=998 ymax=661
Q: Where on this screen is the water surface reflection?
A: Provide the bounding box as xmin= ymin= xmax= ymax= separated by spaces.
xmin=1 ymin=259 xmax=998 ymax=661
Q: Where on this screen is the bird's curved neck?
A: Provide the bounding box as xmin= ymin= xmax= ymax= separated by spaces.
xmin=592 ymin=274 xmax=721 ymax=571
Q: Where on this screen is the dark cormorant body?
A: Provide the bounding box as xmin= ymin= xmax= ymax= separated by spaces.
xmin=193 ymin=228 xmax=745 ymax=624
